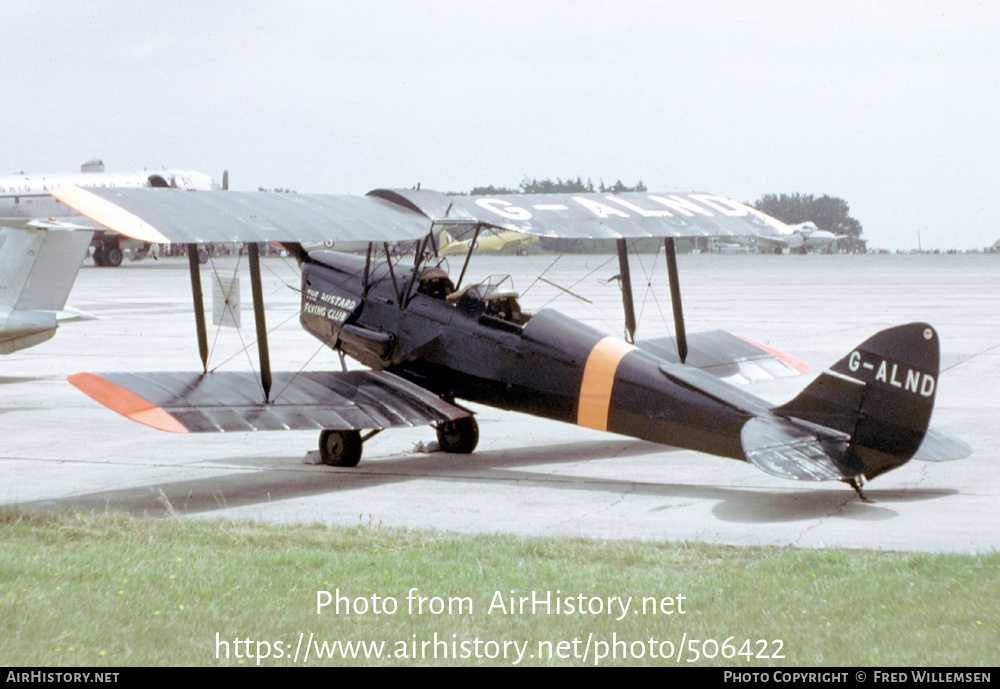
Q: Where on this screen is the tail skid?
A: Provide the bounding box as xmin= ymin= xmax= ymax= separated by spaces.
xmin=743 ymin=323 xmax=970 ymax=486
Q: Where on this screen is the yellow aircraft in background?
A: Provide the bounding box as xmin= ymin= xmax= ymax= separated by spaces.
xmin=439 ymin=228 xmax=538 ymax=256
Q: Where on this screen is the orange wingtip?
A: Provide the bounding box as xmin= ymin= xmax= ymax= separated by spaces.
xmin=732 ymin=334 xmax=811 ymax=375
xmin=68 ymin=372 xmax=188 ymax=434
xmin=52 ymin=186 xmax=170 ymax=244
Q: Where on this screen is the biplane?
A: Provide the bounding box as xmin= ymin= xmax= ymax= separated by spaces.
xmin=52 ymin=185 xmax=970 ymax=500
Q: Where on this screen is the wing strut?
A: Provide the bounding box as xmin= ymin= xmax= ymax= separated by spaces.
xmin=664 ymin=238 xmax=688 ymax=364
xmin=362 ymin=243 xmax=373 ymax=296
xmin=455 ymin=225 xmax=481 ymax=291
xmin=616 ymin=239 xmax=637 ymax=343
xmin=402 ymin=235 xmax=428 ymax=308
xmin=186 ymin=244 xmax=209 ymax=373
xmin=382 ymin=243 xmax=401 ymax=299
xmin=247 ymin=242 xmax=272 ymax=401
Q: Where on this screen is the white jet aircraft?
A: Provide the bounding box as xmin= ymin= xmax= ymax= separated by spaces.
xmin=0 ymin=160 xmax=218 ymax=353
xmin=0 ymin=159 xmax=219 ymax=266
xmin=0 ymin=224 xmax=94 ymax=354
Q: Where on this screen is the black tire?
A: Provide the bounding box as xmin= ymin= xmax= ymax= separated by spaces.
xmin=105 ymin=247 xmax=123 ymax=267
xmin=319 ymin=430 xmax=363 ymax=467
xmin=436 ymin=416 xmax=479 ymax=454
xmin=93 ymin=248 xmax=107 ymax=267
xmin=198 ymin=248 xmax=210 ymax=264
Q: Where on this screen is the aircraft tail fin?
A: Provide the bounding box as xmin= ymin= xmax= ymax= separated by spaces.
xmin=439 ymin=229 xmax=455 ymax=246
xmin=774 ymin=323 xmax=956 ymax=479
xmin=0 ymin=227 xmax=93 ymax=311
xmin=0 ymin=227 xmax=93 ymax=354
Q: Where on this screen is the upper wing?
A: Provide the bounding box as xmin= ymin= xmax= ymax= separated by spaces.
xmin=51 ymin=187 xmax=435 ymax=245
xmin=53 ymin=186 xmax=787 ymax=243
xmin=372 ymin=188 xmax=787 ymax=239
xmin=68 ymin=369 xmax=468 ymax=433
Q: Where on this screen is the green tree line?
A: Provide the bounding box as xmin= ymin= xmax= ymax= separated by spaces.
xmin=749 ymin=193 xmax=865 ymax=252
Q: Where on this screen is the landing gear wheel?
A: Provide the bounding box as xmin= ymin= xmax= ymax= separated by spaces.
xmin=105 ymin=247 xmax=123 ymax=267
xmin=319 ymin=430 xmax=363 ymax=467
xmin=93 ymin=248 xmax=107 ymax=266
xmin=436 ymin=416 xmax=479 ymax=454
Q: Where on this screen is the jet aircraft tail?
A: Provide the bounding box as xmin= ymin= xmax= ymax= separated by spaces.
xmin=0 ymin=227 xmax=93 ymax=354
xmin=761 ymin=323 xmax=970 ymax=482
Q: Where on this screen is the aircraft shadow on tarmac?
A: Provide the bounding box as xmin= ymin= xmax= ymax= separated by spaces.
xmin=708 ymin=487 xmax=957 ymax=523
xmin=12 ymin=437 xmax=958 ymax=525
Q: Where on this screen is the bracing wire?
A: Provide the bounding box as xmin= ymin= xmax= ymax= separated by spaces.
xmin=203 ymin=249 xmax=259 ymax=381
xmin=632 ymin=246 xmax=671 ymax=337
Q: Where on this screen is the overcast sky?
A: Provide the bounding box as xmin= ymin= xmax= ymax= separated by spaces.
xmin=3 ymin=1 xmax=998 ymax=249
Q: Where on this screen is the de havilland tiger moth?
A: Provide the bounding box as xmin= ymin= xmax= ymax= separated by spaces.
xmin=50 ymin=185 xmax=971 ymax=500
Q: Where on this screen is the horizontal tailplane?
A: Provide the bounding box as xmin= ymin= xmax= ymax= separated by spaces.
xmin=741 ymin=416 xmax=858 ymax=481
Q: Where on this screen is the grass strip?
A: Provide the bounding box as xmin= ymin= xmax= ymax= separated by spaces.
xmin=1 ymin=509 xmax=996 ymax=667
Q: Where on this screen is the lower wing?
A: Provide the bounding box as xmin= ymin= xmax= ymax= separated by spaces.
xmin=68 ymin=369 xmax=468 ymax=433
xmin=637 ymin=330 xmax=810 ymax=384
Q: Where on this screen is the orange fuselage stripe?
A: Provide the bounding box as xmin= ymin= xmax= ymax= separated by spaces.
xmin=577 ymin=336 xmax=637 ymax=431
xmin=52 ymin=186 xmax=171 ymax=244
xmin=68 ymin=372 xmax=188 ymax=434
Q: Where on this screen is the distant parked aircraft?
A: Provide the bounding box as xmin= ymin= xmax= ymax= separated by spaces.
xmin=0 ymin=159 xmax=218 ymax=266
xmin=737 ymin=221 xmax=846 ymax=254
xmin=0 ymin=225 xmax=93 ymax=354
